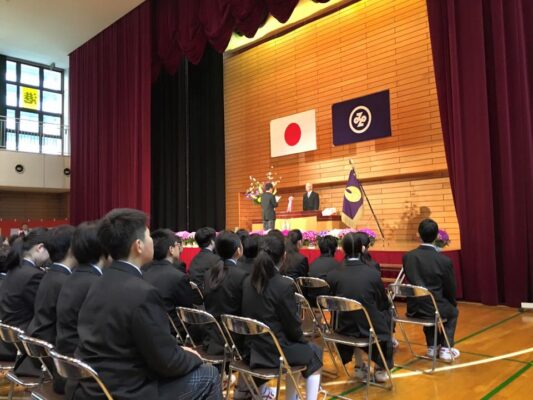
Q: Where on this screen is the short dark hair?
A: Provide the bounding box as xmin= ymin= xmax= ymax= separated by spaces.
xmin=342 ymin=232 xmax=364 ymax=259
xmin=97 ymin=208 xmax=147 ymax=260
xmin=243 ymin=234 xmax=260 ymax=259
xmin=266 ymin=229 xmax=284 ymax=242
xmin=264 ymin=182 xmax=273 ymax=191
xmin=418 ymin=219 xmax=438 ymax=243
xmin=318 ymin=235 xmax=338 ymax=256
xmin=152 ymin=229 xmax=181 ymax=261
xmin=215 ymin=231 xmax=241 ymax=260
xmin=195 ymin=227 xmax=216 ymax=248
xmin=44 ymin=225 xmax=76 ymax=263
xmin=236 ymin=228 xmax=249 ymax=244
xmin=72 ymin=222 xmax=107 ymax=265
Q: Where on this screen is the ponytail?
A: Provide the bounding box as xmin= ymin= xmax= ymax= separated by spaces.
xmin=342 ymin=232 xmax=363 ymax=259
xmin=205 ymin=260 xmax=228 ymax=291
xmin=251 ymin=236 xmax=285 ymax=294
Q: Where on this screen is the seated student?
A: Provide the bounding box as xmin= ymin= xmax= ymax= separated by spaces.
xmin=403 ymin=219 xmax=460 ymax=361
xmin=236 ymin=228 xmax=249 ymax=245
xmin=326 ymin=232 xmax=393 ymax=383
xmin=189 ymin=227 xmax=220 ymax=291
xmin=236 ymin=234 xmax=260 ymax=276
xmin=242 ymin=236 xmax=323 ymax=400
xmin=359 ymin=233 xmax=381 ymax=274
xmin=203 ymin=231 xmax=247 ymax=355
xmin=307 ymin=235 xmax=340 ymax=305
xmin=56 ymin=222 xmax=107 ymax=359
xmin=0 ymin=243 xmax=14 ymax=360
xmin=71 ymin=208 xmax=221 ymax=400
xmin=144 ymin=229 xmax=194 ymax=336
xmin=280 ymin=229 xmax=309 ymax=279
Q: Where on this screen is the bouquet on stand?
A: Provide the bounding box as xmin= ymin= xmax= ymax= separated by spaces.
xmin=244 ymin=166 xmax=281 ymax=205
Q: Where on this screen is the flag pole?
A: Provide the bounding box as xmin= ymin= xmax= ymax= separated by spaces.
xmin=349 ymin=159 xmax=386 ymax=240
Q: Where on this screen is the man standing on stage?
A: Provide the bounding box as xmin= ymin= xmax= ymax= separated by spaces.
xmin=261 ymin=183 xmax=279 ymax=230
xmin=303 ymin=182 xmax=320 ymax=211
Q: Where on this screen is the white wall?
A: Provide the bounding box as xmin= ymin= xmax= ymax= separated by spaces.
xmin=0 ymin=149 xmax=70 ymax=190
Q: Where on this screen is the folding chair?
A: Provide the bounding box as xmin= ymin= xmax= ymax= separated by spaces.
xmin=190 ymin=281 xmax=205 ymax=309
xmin=0 ymin=323 xmax=47 ymax=400
xmin=18 ymin=334 xmax=63 ymax=400
xmin=388 ymin=283 xmax=455 ymax=373
xmin=167 ymin=313 xmax=185 ymax=344
xmin=0 ymin=321 xmax=16 ymax=373
xmin=49 ymin=350 xmax=113 ymax=400
xmin=176 ymin=307 xmax=230 ymax=389
xmin=220 ymin=314 xmax=306 ymax=400
xmin=316 ymin=295 xmax=393 ymax=399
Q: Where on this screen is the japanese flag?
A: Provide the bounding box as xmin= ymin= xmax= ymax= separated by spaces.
xmin=270 ymin=109 xmax=317 ymax=157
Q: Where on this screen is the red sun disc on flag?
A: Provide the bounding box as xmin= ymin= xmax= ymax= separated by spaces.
xmin=284 ymin=123 xmax=301 ymax=146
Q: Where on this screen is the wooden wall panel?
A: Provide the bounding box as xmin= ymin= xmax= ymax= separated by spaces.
xmin=223 ymin=0 xmax=460 ymax=247
xmin=0 ymin=191 xmax=69 ymax=220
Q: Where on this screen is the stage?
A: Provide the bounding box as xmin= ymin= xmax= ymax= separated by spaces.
xmin=180 ymin=243 xmax=464 ymax=298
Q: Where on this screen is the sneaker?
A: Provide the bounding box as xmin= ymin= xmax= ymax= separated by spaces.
xmin=426 ymin=345 xmax=439 ymax=358
xmin=374 ymin=368 xmax=390 ymax=383
xmin=439 ymin=347 xmax=460 ymax=361
xmin=260 ymin=386 xmax=277 ymax=400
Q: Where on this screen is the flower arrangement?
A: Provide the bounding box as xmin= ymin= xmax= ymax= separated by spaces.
xmin=244 ymin=166 xmax=281 ymax=205
xmin=434 ymin=229 xmax=450 ymax=248
xmin=175 ymin=231 xmax=196 ymax=246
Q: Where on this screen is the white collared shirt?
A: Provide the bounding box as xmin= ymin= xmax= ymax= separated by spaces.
xmin=54 ymin=263 xmax=72 ymax=274
xmin=90 ymin=264 xmax=103 ymax=276
xmin=23 ymin=258 xmax=36 ymax=267
xmin=347 ymin=257 xmax=360 ymax=261
xmin=226 ymin=259 xmax=237 ymax=265
xmin=117 ymin=260 xmax=143 ymax=276
xmin=421 ymin=243 xmax=438 ymax=251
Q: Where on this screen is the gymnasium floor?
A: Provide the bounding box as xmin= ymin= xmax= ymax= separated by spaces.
xmin=317 ymin=302 xmax=533 ymax=400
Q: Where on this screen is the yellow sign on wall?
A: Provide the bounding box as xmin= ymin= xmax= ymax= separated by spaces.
xmin=21 ymin=86 xmax=40 ymax=110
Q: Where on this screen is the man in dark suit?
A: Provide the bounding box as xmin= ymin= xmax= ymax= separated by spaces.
xmin=303 ymin=182 xmax=320 ymax=211
xmin=188 ymin=227 xmax=220 ymax=304
xmin=56 ymin=222 xmax=106 ymax=359
xmin=261 ymin=182 xmax=279 ymax=230
xmin=70 ymin=208 xmax=221 ymax=400
xmin=144 ymin=229 xmax=194 ymax=336
xmin=403 ymin=219 xmax=460 ymax=361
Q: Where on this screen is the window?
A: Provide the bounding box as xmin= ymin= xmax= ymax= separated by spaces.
xmin=1 ymin=56 xmax=66 ymax=154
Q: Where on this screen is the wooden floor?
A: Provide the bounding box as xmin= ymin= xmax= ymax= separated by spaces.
xmin=313 ymin=302 xmax=533 ymax=400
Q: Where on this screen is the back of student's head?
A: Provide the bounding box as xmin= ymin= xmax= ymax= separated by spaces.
xmin=151 ymin=229 xmax=180 ymax=261
xmin=266 ymin=229 xmax=284 ymax=242
xmin=418 ymin=219 xmax=438 ymax=243
xmin=72 ymin=222 xmax=107 ymax=265
xmin=251 ymin=235 xmax=285 ymax=294
xmin=318 ymin=235 xmax=338 ymax=257
xmin=8 ymin=234 xmax=19 ymax=246
xmin=342 ymin=232 xmax=364 ymax=259
xmin=215 ymin=231 xmax=241 ymax=260
xmin=243 ymin=234 xmax=260 ymax=259
xmin=45 ymin=225 xmax=76 ymax=263
xmin=286 ymin=230 xmax=303 ymax=252
xmin=280 ymin=229 xmax=303 ymax=274
xmin=236 ymin=229 xmax=249 ymax=244
xmin=97 ymin=208 xmax=148 ymax=261
xmin=0 ymin=244 xmax=10 ymax=273
xmin=195 ymin=227 xmax=216 ymax=248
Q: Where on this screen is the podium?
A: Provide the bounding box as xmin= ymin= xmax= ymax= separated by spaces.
xmin=251 ymin=211 xmax=344 ymax=231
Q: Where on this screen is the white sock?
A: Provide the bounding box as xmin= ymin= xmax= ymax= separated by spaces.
xmin=285 ymin=373 xmax=301 ymax=400
xmin=305 ymin=370 xmax=322 ymax=400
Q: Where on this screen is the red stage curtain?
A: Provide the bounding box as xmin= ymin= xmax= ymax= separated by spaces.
xmin=69 ymin=2 xmax=151 ymax=224
xmin=427 ymin=0 xmax=533 ymax=306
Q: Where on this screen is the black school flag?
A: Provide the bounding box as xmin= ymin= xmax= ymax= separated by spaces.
xmin=341 ymin=169 xmax=364 ymax=228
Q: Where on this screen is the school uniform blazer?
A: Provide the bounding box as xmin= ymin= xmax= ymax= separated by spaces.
xmin=0 ymin=259 xmax=44 ymax=330
xmin=402 ymin=245 xmax=457 ymax=319
xmin=56 ymin=264 xmax=101 ymax=356
xmin=26 ymin=264 xmax=71 ymax=343
xmin=188 ymin=249 xmax=221 ymax=289
xmin=236 ymin=257 xmax=255 ymax=276
xmin=69 ymin=261 xmax=202 ymax=400
xmin=309 ymin=255 xmax=341 ymax=280
xmin=0 ymin=272 xmax=17 ymax=360
xmin=326 ymin=259 xmax=391 ymax=341
xmin=202 ymin=260 xmax=247 ymax=354
xmin=260 ymin=192 xmax=278 ymax=221
xmin=283 ymin=252 xmax=309 ymax=279
xmin=143 ymin=259 xmax=194 ymax=334
xmin=302 ymin=191 xmax=320 ymax=211
xmin=242 ymin=272 xmax=314 ymax=369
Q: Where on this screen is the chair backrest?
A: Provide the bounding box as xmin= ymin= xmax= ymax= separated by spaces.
xmin=50 ymin=350 xmax=114 ymax=400
xmin=18 ymin=334 xmax=54 ymax=358
xmin=316 ymin=295 xmax=376 ymax=335
xmin=177 ymin=307 xmax=229 ymax=349
xmin=294 ymin=292 xmax=321 ymax=334
xmin=190 ymin=281 xmax=204 ymax=301
xmin=166 ymin=314 xmax=185 ymax=343
xmin=0 ymin=323 xmax=24 ymax=344
xmin=295 ymin=276 xmax=330 ymax=290
xmin=388 ymin=283 xmax=440 ymax=314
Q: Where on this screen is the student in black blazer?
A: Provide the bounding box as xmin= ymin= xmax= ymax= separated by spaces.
xmin=260 ymin=182 xmax=279 ymax=230
xmin=302 ymin=182 xmax=320 ymax=211
xmin=236 ymin=234 xmax=260 ymax=276
xmin=56 ymin=222 xmax=106 ymax=359
xmin=403 ymin=219 xmax=460 ymax=361
xmin=326 ymin=232 xmax=393 ymax=383
xmin=203 ymin=231 xmax=247 ymax=355
xmin=144 ymin=229 xmax=194 ymax=336
xmin=242 ymin=235 xmax=323 ymax=400
xmin=189 ymin=227 xmax=220 ymax=296
xmin=308 ymin=235 xmax=340 ymax=305
xmin=280 ymin=230 xmax=309 ymax=279
xmin=71 ymin=209 xmax=222 ymax=400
